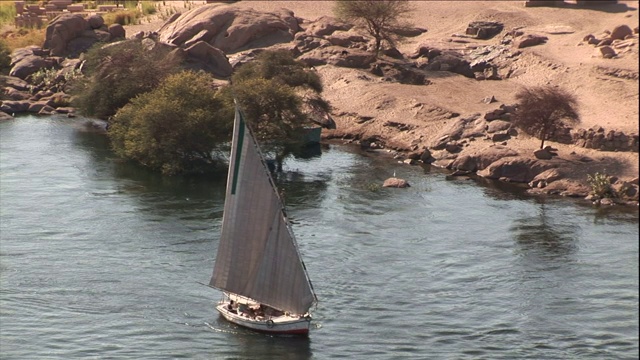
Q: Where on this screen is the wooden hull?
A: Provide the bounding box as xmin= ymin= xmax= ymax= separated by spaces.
xmin=216 ymin=303 xmax=311 ymax=335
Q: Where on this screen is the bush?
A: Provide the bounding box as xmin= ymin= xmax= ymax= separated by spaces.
xmin=28 ymin=66 xmax=82 ymax=93
xmin=0 ymin=40 xmax=11 ymax=73
xmin=587 ymin=172 xmax=616 ymax=199
xmin=71 ymin=39 xmax=184 ymax=119
xmin=233 ymin=50 xmax=323 ymax=93
xmin=0 ymin=3 xmax=16 ymax=28
xmin=140 ymin=1 xmax=157 ymax=15
xmin=108 ymin=71 xmax=234 ymax=175
xmin=103 ymin=9 xmax=140 ymax=26
xmin=230 ymin=50 xmax=325 ymax=155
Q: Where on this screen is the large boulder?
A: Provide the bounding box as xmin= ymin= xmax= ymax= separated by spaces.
xmin=477 ymin=156 xmax=555 ymax=183
xmin=450 ymin=145 xmax=519 ymax=172
xmin=43 ymin=14 xmax=89 ymax=56
xmin=87 ymin=14 xmax=104 ymax=30
xmin=609 ymin=25 xmax=632 ymax=40
xmin=108 ymin=24 xmax=126 ymax=40
xmin=0 ymin=100 xmax=31 ymax=114
xmin=184 ymin=41 xmax=233 ymax=78
xmin=426 ymin=53 xmax=474 ymax=78
xmin=297 ymin=46 xmax=376 ymax=68
xmin=513 ymin=34 xmax=548 ymax=48
xmin=465 ymin=21 xmax=504 ymax=39
xmin=302 ymin=16 xmax=352 ymax=37
xmin=9 ymin=55 xmax=56 ymax=80
xmin=1 ymin=75 xmax=30 ymax=91
xmin=157 ymin=4 xmax=300 ymax=54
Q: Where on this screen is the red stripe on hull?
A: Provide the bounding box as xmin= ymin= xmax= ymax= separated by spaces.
xmin=247 ymin=326 xmax=309 ymax=336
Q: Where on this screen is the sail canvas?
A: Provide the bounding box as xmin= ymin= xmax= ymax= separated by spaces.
xmin=210 ymin=108 xmax=315 ymax=315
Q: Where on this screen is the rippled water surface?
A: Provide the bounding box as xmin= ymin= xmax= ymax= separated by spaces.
xmin=1 ymin=116 xmax=638 ymax=359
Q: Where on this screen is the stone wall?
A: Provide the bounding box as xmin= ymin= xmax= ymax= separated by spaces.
xmin=571 ymin=127 xmax=639 ymax=152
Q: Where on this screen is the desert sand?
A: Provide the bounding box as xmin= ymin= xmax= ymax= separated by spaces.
xmin=126 ymin=0 xmax=639 ymax=195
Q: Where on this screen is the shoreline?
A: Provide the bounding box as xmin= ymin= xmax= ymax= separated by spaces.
xmin=4 ymin=0 xmax=637 ymax=207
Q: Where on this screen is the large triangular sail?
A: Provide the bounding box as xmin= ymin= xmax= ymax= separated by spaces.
xmin=210 ymin=106 xmax=316 ymax=315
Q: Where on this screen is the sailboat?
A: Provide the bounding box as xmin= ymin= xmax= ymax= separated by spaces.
xmin=209 ymin=105 xmax=318 ymax=335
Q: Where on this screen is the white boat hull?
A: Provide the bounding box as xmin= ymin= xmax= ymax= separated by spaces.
xmin=216 ymin=303 xmax=311 ymax=335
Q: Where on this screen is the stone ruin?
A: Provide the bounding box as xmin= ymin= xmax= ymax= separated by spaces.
xmin=13 ymin=0 xmax=122 ymax=28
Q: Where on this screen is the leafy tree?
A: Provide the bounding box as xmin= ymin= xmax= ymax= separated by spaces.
xmin=334 ymin=0 xmax=414 ymax=55
xmin=229 ymin=78 xmax=306 ymax=150
xmin=108 ymin=71 xmax=233 ymax=175
xmin=229 ymin=50 xmax=326 ymax=162
xmin=71 ymin=39 xmax=183 ymax=120
xmin=233 ymin=50 xmax=323 ymax=93
xmin=512 ymin=86 xmax=579 ymax=149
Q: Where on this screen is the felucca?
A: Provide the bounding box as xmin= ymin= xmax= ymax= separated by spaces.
xmin=209 ymin=105 xmax=318 ymax=335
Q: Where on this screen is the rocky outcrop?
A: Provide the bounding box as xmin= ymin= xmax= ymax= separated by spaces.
xmin=450 ymin=145 xmax=519 ymax=172
xmin=183 ymin=40 xmax=233 ymax=78
xmin=477 ymin=156 xmax=555 ymax=183
xmin=8 ymin=13 xmax=125 ymax=80
xmin=298 ymin=46 xmax=376 ymax=68
xmin=513 ymin=33 xmax=548 ymax=48
xmin=42 ymin=13 xmax=124 ymax=57
xmin=9 ymin=49 xmax=60 ymax=79
xmin=303 ymin=16 xmax=352 ymax=37
xmin=581 ymin=24 xmax=638 ymax=58
xmin=465 ymin=21 xmax=504 ymax=39
xmin=157 ymin=4 xmax=299 ymax=54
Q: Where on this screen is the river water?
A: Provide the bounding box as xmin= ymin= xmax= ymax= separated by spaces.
xmin=1 ymin=115 xmax=638 ymax=359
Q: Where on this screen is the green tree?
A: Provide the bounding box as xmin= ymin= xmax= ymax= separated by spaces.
xmin=233 ymin=50 xmax=323 ymax=93
xmin=512 ymin=86 xmax=580 ymax=149
xmin=229 ymin=50 xmax=326 ymax=162
xmin=71 ymin=39 xmax=183 ymax=120
xmin=108 ymin=71 xmax=233 ymax=175
xmin=334 ymin=0 xmax=414 ymax=55
xmin=230 ymin=78 xmax=306 ymax=150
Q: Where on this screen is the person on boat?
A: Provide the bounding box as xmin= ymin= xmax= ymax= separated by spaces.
xmin=227 ymin=300 xmax=236 ymax=313
xmin=237 ymin=303 xmax=248 ymax=315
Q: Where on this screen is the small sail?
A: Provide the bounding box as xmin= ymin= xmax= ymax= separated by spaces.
xmin=210 ymin=107 xmax=315 ymax=315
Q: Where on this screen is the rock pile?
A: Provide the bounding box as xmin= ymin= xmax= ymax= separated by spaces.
xmin=571 ymin=127 xmax=639 ymax=152
xmin=582 ymin=24 xmax=637 ymax=58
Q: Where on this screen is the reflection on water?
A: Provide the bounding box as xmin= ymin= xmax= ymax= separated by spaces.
xmin=512 ymin=204 xmax=579 ymax=261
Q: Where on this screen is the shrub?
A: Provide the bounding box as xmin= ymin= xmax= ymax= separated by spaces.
xmin=108 ymin=71 xmax=234 ymax=175
xmin=0 ymin=39 xmax=11 ymax=73
xmin=70 ymin=39 xmax=184 ymax=119
xmin=103 ymin=9 xmax=140 ymax=26
xmin=233 ymin=50 xmax=323 ymax=93
xmin=29 ymin=66 xmax=82 ymax=93
xmin=587 ymin=172 xmax=616 ymax=199
xmin=0 ymin=3 xmax=16 ymax=28
xmin=140 ymin=1 xmax=157 ymax=15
